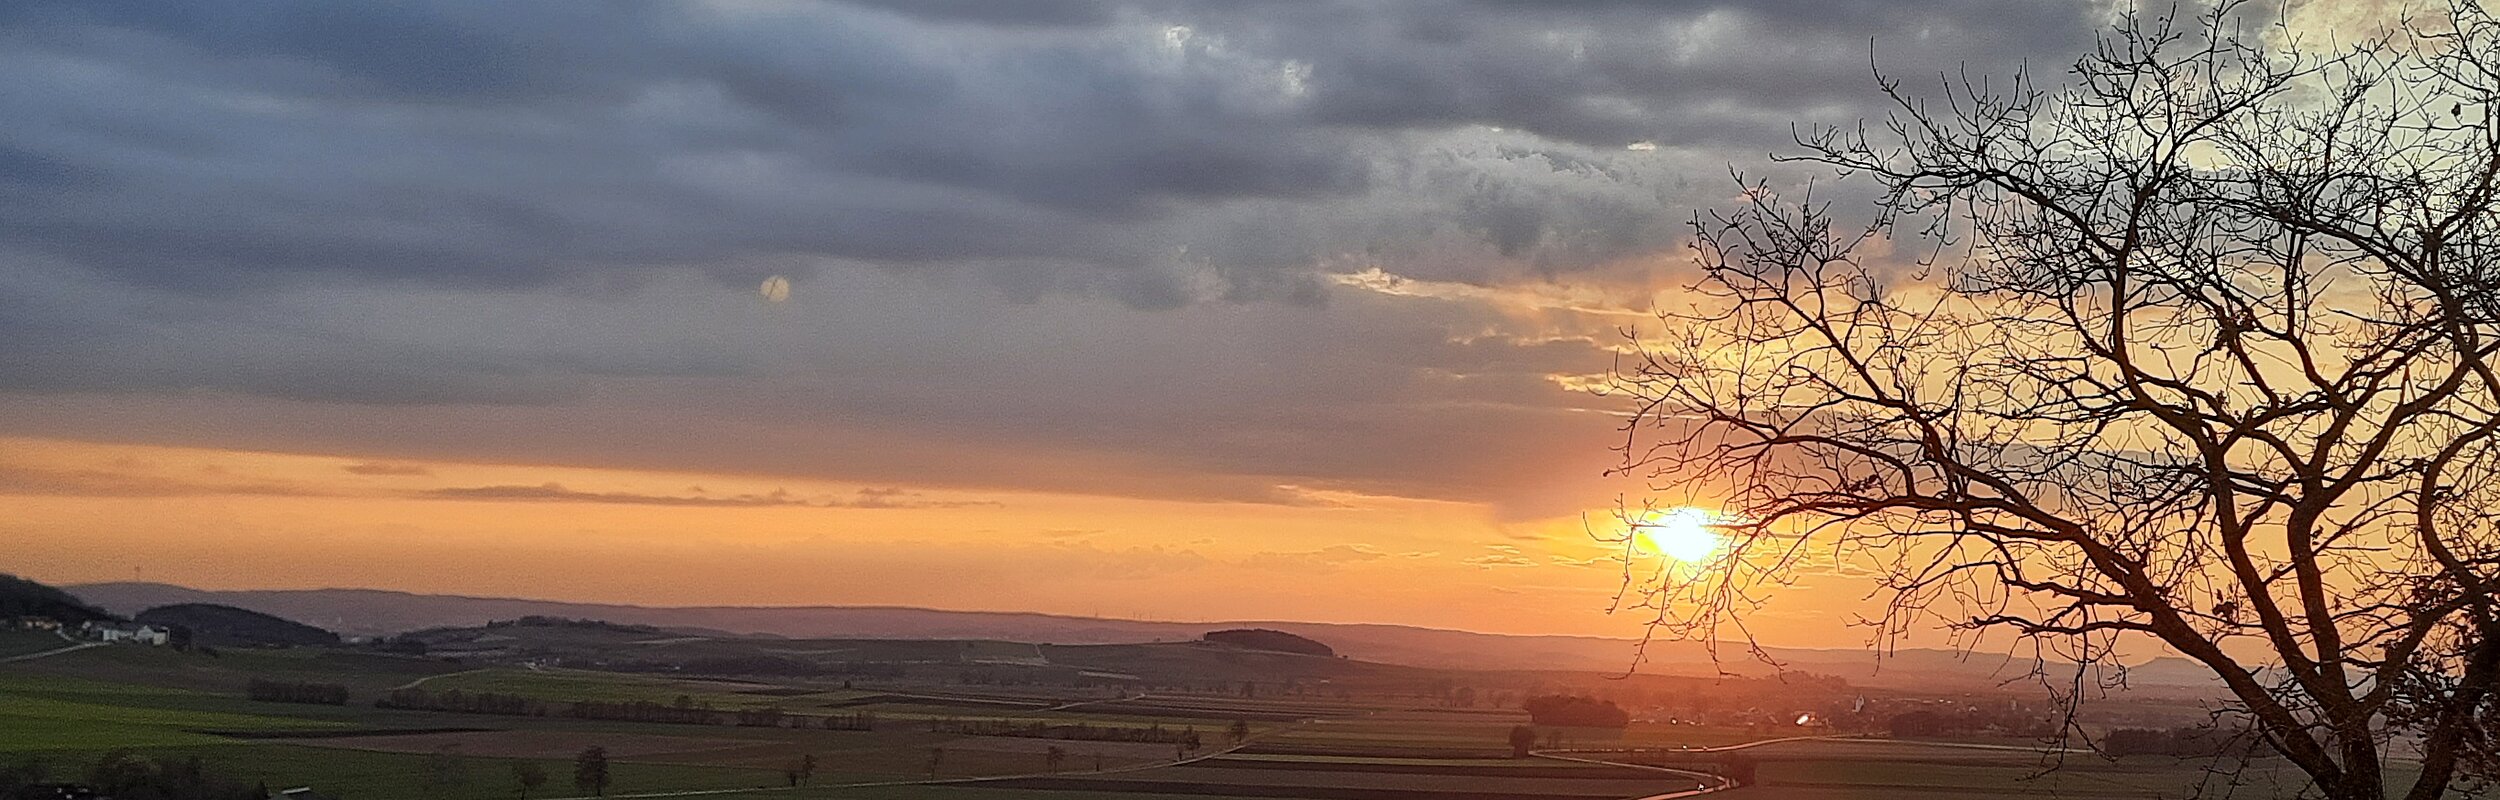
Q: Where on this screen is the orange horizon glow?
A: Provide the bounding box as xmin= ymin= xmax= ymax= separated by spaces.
xmin=0 ymin=436 xmax=1899 ymax=643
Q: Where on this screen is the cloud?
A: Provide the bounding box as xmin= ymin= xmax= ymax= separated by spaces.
xmin=0 ymin=0 xmax=2100 ymax=299
xmin=0 ymin=464 xmax=333 ymax=498
xmin=0 ymin=0 xmax=2120 ymax=520
xmin=418 ymin=483 xmax=995 ymax=510
xmin=342 ymin=461 xmax=433 ymax=476
xmin=0 ymin=457 xmax=997 ymax=514
xmin=1462 ymin=543 xmax=1538 ymax=567
xmin=1240 ymin=544 xmax=1403 ymax=571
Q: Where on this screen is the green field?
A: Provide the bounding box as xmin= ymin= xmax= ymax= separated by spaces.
xmin=410 ymin=668 xmax=870 ymax=708
xmin=0 ymin=645 xmax=1263 ymax=799
xmin=0 ymin=640 xmax=2398 ymax=800
xmin=0 ymin=629 xmax=73 ymax=659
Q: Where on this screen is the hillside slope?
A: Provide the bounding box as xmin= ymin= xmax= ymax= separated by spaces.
xmin=2 ymin=573 xmax=115 ymax=623
xmin=134 ymin=603 xmax=340 ymax=647
xmin=66 ymin=581 xmax=2223 ymax=692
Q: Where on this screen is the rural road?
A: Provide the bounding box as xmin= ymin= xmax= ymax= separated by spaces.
xmin=530 ymin=706 xmax=1306 ymax=800
xmin=1549 ymin=733 xmax=2092 ymax=756
xmin=492 ymin=700 xmax=2061 ymax=800
xmin=1530 ymin=733 xmax=2100 ymax=799
xmin=0 ymin=630 xmax=103 ymax=664
xmin=1534 ymin=751 xmax=1730 ymax=800
xmin=388 ymin=667 xmax=495 ymax=691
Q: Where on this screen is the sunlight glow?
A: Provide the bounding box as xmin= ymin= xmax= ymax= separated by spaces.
xmin=1635 ymin=506 xmax=1723 ymax=562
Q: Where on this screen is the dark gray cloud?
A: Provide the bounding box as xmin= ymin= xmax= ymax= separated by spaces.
xmin=0 ymin=0 xmax=2115 ymax=514
xmin=341 ymin=461 xmax=433 ymax=476
xmin=0 ymin=0 xmax=2101 ymax=295
xmin=0 ymin=463 xmax=334 ymax=498
xmin=420 ymin=482 xmax=995 ymax=509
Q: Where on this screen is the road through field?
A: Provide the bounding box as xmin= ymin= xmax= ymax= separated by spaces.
xmin=1532 ymin=733 xmax=2098 ymax=799
xmin=386 ymin=667 xmax=495 ymax=691
xmin=1533 ymin=750 xmax=1730 ymax=800
xmin=0 ymin=630 xmax=103 ymax=663
xmin=527 ymin=699 xmax=1336 ymax=800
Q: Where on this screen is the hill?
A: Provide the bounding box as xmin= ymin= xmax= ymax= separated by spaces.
xmin=64 ymin=581 xmax=2226 ymax=693
xmin=133 ymin=603 xmax=340 ymax=647
xmin=1203 ymin=628 xmax=1335 ymax=657
xmin=1 ymin=573 xmax=114 ymax=623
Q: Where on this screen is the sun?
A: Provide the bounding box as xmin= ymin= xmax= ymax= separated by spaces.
xmin=1635 ymin=507 xmax=1724 ymax=562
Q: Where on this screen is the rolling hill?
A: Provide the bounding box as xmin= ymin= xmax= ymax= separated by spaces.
xmin=64 ymin=581 xmax=2223 ymax=693
xmin=1 ymin=572 xmax=115 ymax=623
xmin=134 ymin=603 xmax=341 ymax=647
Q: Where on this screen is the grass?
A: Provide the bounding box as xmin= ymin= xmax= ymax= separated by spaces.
xmin=1208 ymin=753 xmax=1581 ymax=767
xmin=12 ymin=743 xmax=782 ymax=800
xmin=411 ymin=669 xmax=852 ymax=707
xmin=706 ymin=788 xmax=1237 ymax=800
xmin=0 ymin=644 xmax=2381 ymax=800
xmin=6 ymin=642 xmax=464 ymax=696
xmin=0 ymin=648 xmax=1195 ymax=797
xmin=0 ymin=629 xmax=72 ymax=659
xmin=0 ymin=689 xmax=350 ymax=751
xmin=1695 ymin=739 xmax=2337 ymax=800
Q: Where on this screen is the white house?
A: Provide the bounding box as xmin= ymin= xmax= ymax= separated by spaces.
xmin=84 ymin=621 xmax=171 ymax=646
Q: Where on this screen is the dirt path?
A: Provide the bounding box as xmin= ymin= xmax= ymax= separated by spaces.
xmin=0 ymin=630 xmax=103 ymax=664
xmin=1532 ymin=750 xmax=1733 ymax=799
xmin=1531 ymin=733 xmax=2095 ymax=798
xmin=1032 ymin=691 xmax=1148 ymax=713
xmin=529 ymin=702 xmax=1328 ymax=800
xmin=388 ymin=667 xmax=494 ymax=691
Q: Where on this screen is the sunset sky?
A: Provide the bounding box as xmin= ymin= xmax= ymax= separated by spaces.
xmin=0 ymin=1 xmax=2381 ymax=642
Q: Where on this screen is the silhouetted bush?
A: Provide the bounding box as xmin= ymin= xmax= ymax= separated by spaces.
xmin=1520 ymin=695 xmax=1629 ymax=728
xmin=2105 ymin=725 xmax=2259 ymax=758
xmin=378 ymin=688 xmax=540 ymax=716
xmin=247 ymin=679 xmax=348 ymax=706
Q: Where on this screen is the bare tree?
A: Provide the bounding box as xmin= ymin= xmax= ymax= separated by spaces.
xmin=421 ymin=745 xmax=468 ymax=796
xmin=781 ymin=754 xmax=815 ymax=788
xmin=510 ymin=761 xmax=546 ymax=800
xmin=572 ymin=746 xmax=609 ymax=797
xmin=1608 ymin=2 xmax=2500 ymax=799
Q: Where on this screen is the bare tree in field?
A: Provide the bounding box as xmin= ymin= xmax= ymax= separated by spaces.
xmin=1609 ymin=2 xmax=2500 ymax=799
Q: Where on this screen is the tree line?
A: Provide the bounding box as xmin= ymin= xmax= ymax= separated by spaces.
xmin=927 ymin=717 xmax=1203 ymax=748
xmin=2102 ymin=726 xmax=2265 ymax=759
xmin=1519 ymin=695 xmax=1629 ymax=728
xmin=372 ymin=687 xmax=877 ymax=731
xmin=1885 ymin=708 xmax=2056 ymax=740
xmin=3 ymin=752 xmax=263 ymax=800
xmin=245 ymin=679 xmax=348 ymax=706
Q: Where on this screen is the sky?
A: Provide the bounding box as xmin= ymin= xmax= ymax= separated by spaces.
xmin=0 ymin=0 xmax=2362 ymax=641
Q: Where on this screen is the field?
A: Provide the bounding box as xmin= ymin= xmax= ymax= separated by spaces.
xmin=0 ymin=629 xmax=76 ymax=660
xmin=0 ymin=637 xmax=2403 ymax=800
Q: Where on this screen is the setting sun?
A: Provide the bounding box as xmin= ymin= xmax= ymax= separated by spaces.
xmin=1635 ymin=507 xmax=1724 ymax=562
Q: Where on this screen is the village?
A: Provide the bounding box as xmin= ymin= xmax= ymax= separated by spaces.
xmin=5 ymin=616 xmax=171 ymax=647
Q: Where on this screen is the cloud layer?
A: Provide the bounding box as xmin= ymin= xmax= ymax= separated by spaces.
xmin=0 ymin=0 xmax=2112 ymax=517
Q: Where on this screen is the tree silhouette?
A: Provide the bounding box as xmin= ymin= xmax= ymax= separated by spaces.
xmin=781 ymin=754 xmax=815 ymax=788
xmin=572 ymin=747 xmax=609 ymax=797
xmin=511 ymin=761 xmax=546 ymax=800
xmin=1611 ymin=2 xmax=2500 ymax=798
xmin=1507 ymin=725 xmax=1538 ymax=759
xmin=421 ymin=745 xmax=467 ymax=795
xmin=1043 ymin=746 xmax=1066 ymax=774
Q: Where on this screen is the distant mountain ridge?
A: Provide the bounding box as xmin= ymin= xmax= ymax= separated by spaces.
xmin=65 ymin=581 xmax=2222 ymax=693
